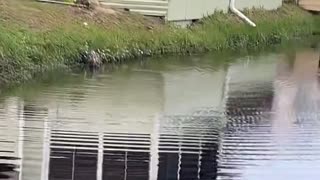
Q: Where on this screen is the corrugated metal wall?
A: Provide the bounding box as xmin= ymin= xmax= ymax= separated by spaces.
xmin=99 ymin=0 xmax=169 ymax=17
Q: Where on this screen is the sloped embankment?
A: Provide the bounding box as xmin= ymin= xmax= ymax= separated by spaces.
xmin=0 ymin=0 xmax=318 ymax=87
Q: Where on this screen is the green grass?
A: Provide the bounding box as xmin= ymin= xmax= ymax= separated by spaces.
xmin=312 ymin=14 xmax=320 ymax=35
xmin=0 ymin=0 xmax=319 ymax=87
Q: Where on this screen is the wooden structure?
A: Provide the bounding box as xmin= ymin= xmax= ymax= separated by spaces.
xmin=299 ymin=0 xmax=320 ymax=12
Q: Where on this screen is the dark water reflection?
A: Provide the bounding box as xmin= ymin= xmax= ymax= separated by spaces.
xmin=0 ymin=46 xmax=319 ymax=180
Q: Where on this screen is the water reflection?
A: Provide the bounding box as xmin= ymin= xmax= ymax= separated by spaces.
xmin=0 ymin=48 xmax=319 ymax=180
xmin=218 ymin=48 xmax=320 ymax=180
xmin=0 ymin=163 xmax=18 ymax=180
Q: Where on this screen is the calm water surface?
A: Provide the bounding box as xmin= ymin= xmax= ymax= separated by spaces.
xmin=0 ymin=46 xmax=320 ymax=180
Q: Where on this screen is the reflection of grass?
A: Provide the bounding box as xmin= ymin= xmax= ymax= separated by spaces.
xmin=0 ymin=69 xmax=86 ymax=100
xmin=0 ymin=1 xmax=318 ymax=87
xmin=312 ymin=15 xmax=320 ymax=35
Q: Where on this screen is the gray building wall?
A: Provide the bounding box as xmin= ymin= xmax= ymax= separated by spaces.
xmin=167 ymin=0 xmax=229 ymax=21
xmin=235 ymin=0 xmax=282 ymax=10
xmin=167 ymin=0 xmax=282 ymax=21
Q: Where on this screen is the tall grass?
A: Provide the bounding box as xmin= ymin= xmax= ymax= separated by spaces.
xmin=0 ymin=4 xmax=318 ymax=86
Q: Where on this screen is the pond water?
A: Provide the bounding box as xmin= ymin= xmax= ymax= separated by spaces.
xmin=0 ymin=45 xmax=319 ymax=180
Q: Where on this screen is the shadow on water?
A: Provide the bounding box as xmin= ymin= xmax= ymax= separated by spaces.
xmin=0 ymin=163 xmax=19 ymax=180
xmin=0 ymin=44 xmax=319 ymax=180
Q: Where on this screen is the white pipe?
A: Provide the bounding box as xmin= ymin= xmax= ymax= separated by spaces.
xmin=229 ymin=0 xmax=256 ymax=27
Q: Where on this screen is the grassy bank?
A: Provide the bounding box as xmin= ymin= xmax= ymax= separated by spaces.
xmin=0 ymin=0 xmax=319 ymax=86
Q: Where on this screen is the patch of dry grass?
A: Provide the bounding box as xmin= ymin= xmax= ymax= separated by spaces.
xmin=0 ymin=0 xmax=161 ymax=31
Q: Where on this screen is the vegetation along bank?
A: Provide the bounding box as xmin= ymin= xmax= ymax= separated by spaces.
xmin=0 ymin=0 xmax=319 ymax=87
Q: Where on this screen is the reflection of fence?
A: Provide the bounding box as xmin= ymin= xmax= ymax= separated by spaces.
xmin=49 ymin=114 xmax=221 ymax=180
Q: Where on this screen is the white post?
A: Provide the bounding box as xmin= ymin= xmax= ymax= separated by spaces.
xmin=149 ymin=114 xmax=160 ymax=180
xmin=17 ymin=99 xmax=24 ymax=180
xmin=41 ymin=116 xmax=50 ymax=180
xmin=97 ymin=132 xmax=104 ymax=180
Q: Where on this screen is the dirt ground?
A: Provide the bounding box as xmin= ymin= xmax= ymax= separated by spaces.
xmin=0 ymin=0 xmax=163 ymax=31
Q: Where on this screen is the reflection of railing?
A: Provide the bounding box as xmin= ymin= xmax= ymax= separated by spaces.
xmin=49 ymin=113 xmax=221 ymax=180
xmin=0 ymin=162 xmax=19 ymax=180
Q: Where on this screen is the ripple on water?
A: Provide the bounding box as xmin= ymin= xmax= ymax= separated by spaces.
xmin=0 ymin=49 xmax=320 ymax=180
